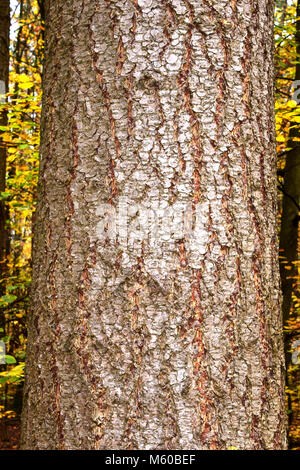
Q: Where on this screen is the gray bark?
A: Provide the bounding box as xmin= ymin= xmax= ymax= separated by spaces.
xmin=21 ymin=0 xmax=287 ymax=450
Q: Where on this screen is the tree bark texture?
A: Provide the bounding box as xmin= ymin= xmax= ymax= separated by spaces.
xmin=21 ymin=0 xmax=287 ymax=450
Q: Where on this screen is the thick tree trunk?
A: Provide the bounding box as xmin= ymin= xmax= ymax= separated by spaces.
xmin=21 ymin=0 xmax=287 ymax=450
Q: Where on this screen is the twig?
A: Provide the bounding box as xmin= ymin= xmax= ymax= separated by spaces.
xmin=277 ymin=179 xmax=300 ymax=212
xmin=0 ymin=294 xmax=29 ymax=311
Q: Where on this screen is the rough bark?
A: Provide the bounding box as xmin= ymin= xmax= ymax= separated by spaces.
xmin=21 ymin=0 xmax=287 ymax=450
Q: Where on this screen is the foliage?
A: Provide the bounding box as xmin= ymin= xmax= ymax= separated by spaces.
xmin=0 ymin=0 xmax=42 ymax=423
xmin=275 ymin=0 xmax=300 ymax=450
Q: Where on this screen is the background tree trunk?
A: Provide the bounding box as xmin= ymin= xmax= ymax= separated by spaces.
xmin=276 ymin=0 xmax=288 ymax=25
xmin=0 ymin=0 xmax=10 ymax=444
xmin=279 ymin=0 xmax=300 ymax=447
xmin=0 ymin=1 xmax=9 ymax=280
xmin=279 ymin=0 xmax=300 ymax=333
xmin=21 ymin=0 xmax=287 ymax=450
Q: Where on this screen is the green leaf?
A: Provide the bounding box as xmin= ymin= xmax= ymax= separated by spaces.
xmin=7 ymin=285 xmax=18 ymax=292
xmin=0 ymin=294 xmax=17 ymax=305
xmin=1 ymin=336 xmax=11 ymax=344
xmin=5 ymin=355 xmax=16 ymax=364
xmin=0 ymin=192 xmax=12 ymax=200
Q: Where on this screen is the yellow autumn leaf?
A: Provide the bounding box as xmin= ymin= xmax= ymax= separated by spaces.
xmin=17 ymin=73 xmax=34 ymax=89
xmin=17 ymin=73 xmax=31 ymax=82
xmin=18 ymin=82 xmax=34 ymax=90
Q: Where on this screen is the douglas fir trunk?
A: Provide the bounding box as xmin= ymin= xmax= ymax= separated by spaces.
xmin=21 ymin=0 xmax=287 ymax=450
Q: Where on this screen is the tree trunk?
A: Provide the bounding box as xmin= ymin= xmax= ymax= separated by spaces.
xmin=0 ymin=0 xmax=10 ymax=444
xmin=0 ymin=1 xmax=9 ymax=278
xmin=21 ymin=0 xmax=287 ymax=450
xmin=276 ymin=0 xmax=288 ymax=25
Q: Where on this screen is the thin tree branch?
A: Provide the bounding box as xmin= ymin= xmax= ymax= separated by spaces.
xmin=0 ymin=294 xmax=29 ymax=311
xmin=278 ymin=179 xmax=300 ymax=212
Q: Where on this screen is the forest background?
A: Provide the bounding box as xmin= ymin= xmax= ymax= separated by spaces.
xmin=0 ymin=0 xmax=299 ymax=450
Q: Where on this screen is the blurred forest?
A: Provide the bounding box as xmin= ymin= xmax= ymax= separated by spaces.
xmin=0 ymin=0 xmax=299 ymax=450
